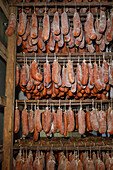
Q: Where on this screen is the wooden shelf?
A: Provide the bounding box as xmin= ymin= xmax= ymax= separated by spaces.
xmin=14 ymin=137 xmax=113 ymax=151
xmin=16 ymin=52 xmax=112 ymax=64
xmin=16 ymin=99 xmax=111 ymax=106
xmin=0 ymin=96 xmax=6 ymax=107
xmin=9 ymin=2 xmax=113 ymax=7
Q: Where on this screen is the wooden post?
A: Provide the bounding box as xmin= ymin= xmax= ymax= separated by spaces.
xmin=2 ymin=6 xmax=16 ymax=170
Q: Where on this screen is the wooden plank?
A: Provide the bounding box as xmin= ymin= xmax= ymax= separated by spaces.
xmin=0 ymin=96 xmax=6 ymax=107
xmin=2 ymin=6 xmax=16 ymax=170
xmin=0 ymin=41 xmax=8 ymax=62
xmin=16 ymin=99 xmax=112 ymax=106
xmin=13 ymin=137 xmax=113 ymax=151
xmin=9 ymin=1 xmax=113 ymax=7
xmin=17 ymin=52 xmax=113 ymax=57
xmin=0 ymin=0 xmax=9 ymax=19
xmin=16 ymin=52 xmax=112 ymax=64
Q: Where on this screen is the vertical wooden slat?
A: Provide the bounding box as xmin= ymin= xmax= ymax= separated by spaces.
xmin=2 ymin=6 xmax=16 ymax=170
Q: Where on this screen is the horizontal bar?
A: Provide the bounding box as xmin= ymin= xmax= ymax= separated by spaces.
xmin=16 ymin=99 xmax=111 ymax=106
xmin=9 ymin=2 xmax=113 ymax=7
xmin=13 ymin=145 xmax=113 ymax=151
xmin=17 ymin=52 xmax=113 ymax=57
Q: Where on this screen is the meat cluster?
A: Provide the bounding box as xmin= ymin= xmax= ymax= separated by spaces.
xmin=6 ymin=7 xmax=113 ymax=53
xmin=14 ymin=102 xmax=113 ymax=140
xmin=16 ymin=57 xmax=113 ymax=100
xmin=13 ymin=150 xmax=113 ymax=170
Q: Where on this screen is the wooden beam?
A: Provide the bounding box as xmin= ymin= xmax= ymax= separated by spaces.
xmin=9 ymin=1 xmax=113 ymax=7
xmin=13 ymin=137 xmax=113 ymax=151
xmin=16 ymin=99 xmax=112 ymax=106
xmin=0 ymin=41 xmax=8 ymax=62
xmin=0 ymin=96 xmax=6 ymax=107
xmin=0 ymin=0 xmax=9 ymax=19
xmin=2 ymin=6 xmax=16 ymax=170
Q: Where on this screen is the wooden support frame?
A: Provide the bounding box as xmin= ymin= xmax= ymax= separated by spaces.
xmin=2 ymin=6 xmax=16 ymax=170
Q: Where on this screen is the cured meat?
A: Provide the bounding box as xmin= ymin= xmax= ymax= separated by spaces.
xmin=84 ymin=22 xmax=92 ymax=45
xmin=102 ymin=59 xmax=109 ymax=84
xmin=22 ymin=106 xmax=28 ymax=136
xmin=15 ymin=64 xmax=20 ymax=87
xmin=86 ymin=110 xmax=92 ymax=131
xmin=98 ymin=66 xmax=106 ymax=90
xmin=73 ymin=11 xmax=81 ymax=37
xmin=78 ymin=108 xmax=85 ymax=135
xmin=93 ymin=62 xmax=102 ymax=91
xmin=44 ymin=107 xmax=51 ymax=133
xmin=31 ymin=60 xmax=42 ymax=81
xmin=90 ymin=108 xmax=99 ymax=131
xmin=28 ymin=108 xmax=34 ymax=134
xmin=42 ymin=13 xmax=50 ymax=42
xmin=109 ymin=60 xmax=113 ymax=86
xmin=48 ymin=32 xmax=55 ymax=51
xmin=66 ymin=67 xmax=71 ymax=88
xmin=57 ymin=107 xmax=64 ymax=135
xmin=99 ymin=11 xmax=106 ymax=34
xmin=17 ymin=35 xmax=22 ymax=46
xmin=75 ymin=37 xmax=81 ymax=47
xmin=58 ymin=33 xmax=64 ymax=48
xmin=22 ymin=21 xmax=30 ymax=41
xmin=61 ymin=11 xmax=69 ymax=35
xmin=44 ymin=60 xmax=51 ymax=86
xmin=62 ymin=66 xmax=66 ymax=87
xmin=68 ymin=27 xmax=75 ymax=48
xmin=99 ymin=35 xmax=105 ymax=51
xmin=95 ymin=18 xmax=102 ymax=41
xmin=20 ymin=65 xmax=27 ymax=86
xmin=32 ymin=37 xmax=38 ymax=45
xmin=77 ymin=26 xmax=83 ymax=42
xmin=79 ymin=34 xmax=85 ymax=49
xmin=47 ymin=155 xmax=55 ymax=170
xmin=86 ymin=12 xmax=97 ymax=40
xmin=87 ymin=43 xmax=95 ymax=53
xmin=53 ymin=11 xmax=60 ymax=35
xmin=106 ymin=19 xmax=112 ymax=42
xmin=51 ymin=110 xmax=57 ymax=133
xmin=76 ymin=62 xmax=82 ymax=85
xmin=37 ymin=27 xmax=45 ymax=50
xmin=78 ymin=159 xmax=83 ymax=170
xmin=67 ymin=107 xmax=75 ymax=132
xmin=52 ymin=60 xmax=59 ymax=84
xmin=82 ymin=60 xmax=89 ymax=85
xmin=31 ymin=12 xmax=38 ymax=39
xmin=63 ymin=110 xmax=68 ymax=137
xmin=99 ymin=110 xmax=106 ymax=134
xmin=5 ymin=13 xmax=16 ymax=36
xmin=16 ymin=152 xmax=23 ymax=170
xmin=35 ymin=107 xmax=42 ymax=132
xmin=64 ymin=32 xmax=70 ymax=42
xmin=22 ymin=160 xmax=29 ymax=170
xmin=71 ymin=76 xmax=77 ymax=93
xmin=14 ymin=101 xmax=20 ymax=133
xmin=107 ymin=108 xmax=113 ymax=135
xmin=88 ymin=62 xmax=94 ymax=88
xmin=67 ymin=60 xmax=74 ymax=84
xmin=18 ymin=12 xmax=27 ymax=36
xmin=26 ymin=74 xmax=33 ymax=91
